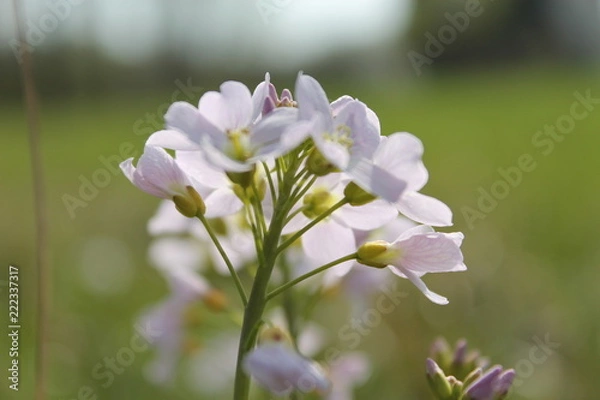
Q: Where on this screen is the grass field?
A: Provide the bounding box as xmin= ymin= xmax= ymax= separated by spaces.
xmin=1 ymin=65 xmax=600 ymax=399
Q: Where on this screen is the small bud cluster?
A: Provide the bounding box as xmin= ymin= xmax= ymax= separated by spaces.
xmin=426 ymin=338 xmax=515 ymax=400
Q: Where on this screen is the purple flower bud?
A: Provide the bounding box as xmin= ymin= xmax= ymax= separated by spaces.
xmin=426 ymin=358 xmax=442 ymax=377
xmin=453 ymin=338 xmax=468 ymax=365
xmin=493 ymin=369 xmax=515 ymax=396
xmin=464 ymin=365 xmax=503 ymax=400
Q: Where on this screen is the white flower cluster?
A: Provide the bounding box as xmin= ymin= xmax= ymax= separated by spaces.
xmin=121 ymin=73 xmax=467 ymax=398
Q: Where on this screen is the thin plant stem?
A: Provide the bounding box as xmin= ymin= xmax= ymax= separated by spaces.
xmin=12 ymin=2 xmax=49 ymax=399
xmin=266 ymin=253 xmax=358 ymax=301
xmin=197 ymin=214 xmax=248 ymax=306
xmin=289 ymin=174 xmax=316 ymax=206
xmin=262 ymin=161 xmax=276 ymax=205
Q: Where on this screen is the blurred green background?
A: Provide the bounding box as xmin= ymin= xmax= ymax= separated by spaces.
xmin=2 ymin=0 xmax=600 ymax=399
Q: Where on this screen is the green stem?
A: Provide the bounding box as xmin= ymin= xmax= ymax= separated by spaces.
xmin=280 ymin=255 xmax=299 ymax=346
xmin=267 ymin=253 xmax=358 ymax=301
xmin=197 ymin=213 xmax=248 ymax=306
xmin=233 ymin=160 xmax=299 ymax=399
xmin=262 ymin=161 xmax=277 ymax=205
xmin=276 ymin=198 xmax=348 ymax=256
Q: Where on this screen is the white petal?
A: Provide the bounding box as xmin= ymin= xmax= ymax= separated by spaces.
xmin=335 ymin=100 xmax=379 ymax=162
xmin=347 ymin=159 xmax=407 ymax=203
xmin=199 ymin=81 xmax=253 ymax=131
xmin=252 ymin=73 xmax=271 ymax=121
xmin=243 ymin=343 xmax=330 ymax=396
xmin=312 ymin=134 xmax=350 ymax=170
xmin=283 ymin=212 xmax=312 ymax=235
xmin=331 ymin=95 xmax=381 ymax=135
xmin=203 ymin=187 xmax=243 ymax=218
xmin=147 ymin=129 xmax=201 ymax=150
xmin=393 ymin=231 xmax=465 ymax=273
xmin=396 ymin=224 xmax=435 ymax=240
xmin=296 ymin=73 xmax=332 ymax=122
xmin=336 ymin=200 xmax=397 ymax=231
xmin=176 ymin=150 xmax=228 ymax=189
xmin=251 ymin=107 xmax=301 ymax=158
xmin=201 ymin=138 xmax=254 ymax=172
xmin=396 ymin=191 xmax=453 ymax=227
xmin=375 ymin=133 xmax=428 ymax=191
xmin=302 ymin=220 xmax=356 ymax=275
xmin=147 ymin=200 xmax=199 ymax=235
xmin=148 ymin=237 xmax=204 ymax=276
xmin=390 ymin=266 xmax=449 ymax=305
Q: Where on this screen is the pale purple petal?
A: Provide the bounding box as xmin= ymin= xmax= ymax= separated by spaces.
xmin=147 ymin=201 xmax=200 ymax=235
xmin=374 ymin=133 xmax=428 ymax=191
xmin=312 ymin=133 xmax=351 ymax=170
xmin=346 ymin=159 xmax=407 ymax=203
xmin=201 ymin=138 xmax=254 ymax=172
xmin=252 ymin=73 xmax=271 ymax=120
xmin=251 ymin=107 xmax=301 ymax=158
xmin=335 ymin=200 xmax=397 ymax=231
xmin=335 ymin=100 xmax=379 ymax=163
xmin=176 ymin=150 xmax=229 ymax=189
xmin=396 ymin=191 xmax=453 ymax=227
xmin=203 ymin=187 xmax=243 ymax=218
xmin=390 ymin=266 xmax=449 ymax=305
xmin=296 ymin=73 xmax=332 ymax=122
xmin=146 ymin=129 xmax=201 ymax=151
xmin=243 ymin=343 xmax=330 ymax=396
xmin=392 ymin=231 xmax=465 ymax=274
xmin=331 ymin=96 xmax=381 ymax=135
xmin=199 ymin=81 xmax=253 ymax=131
xmin=303 ymin=219 xmax=356 ymax=275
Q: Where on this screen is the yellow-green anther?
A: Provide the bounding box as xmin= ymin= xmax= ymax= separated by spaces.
xmin=344 ymin=182 xmax=377 ymax=206
xmin=226 ymin=128 xmax=252 ymax=162
xmin=302 ymin=188 xmax=337 ymax=219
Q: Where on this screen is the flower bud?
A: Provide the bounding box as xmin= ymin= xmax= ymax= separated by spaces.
xmin=173 ymin=185 xmax=206 ymax=217
xmin=203 ymin=289 xmax=228 ymax=312
xmin=259 ymin=326 xmax=293 ymax=346
xmin=425 ymin=358 xmax=453 ymax=399
xmin=343 ymin=182 xmax=376 ymax=206
xmin=302 ymin=188 xmax=337 ymax=219
xmin=307 ymin=148 xmax=338 ymax=176
xmin=227 ymin=165 xmax=256 ymax=189
xmin=357 ymin=240 xmax=392 ymax=268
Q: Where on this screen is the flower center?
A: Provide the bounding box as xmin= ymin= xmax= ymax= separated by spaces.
xmin=226 ymin=128 xmax=252 ymax=162
xmin=323 ymin=124 xmax=353 ymax=149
